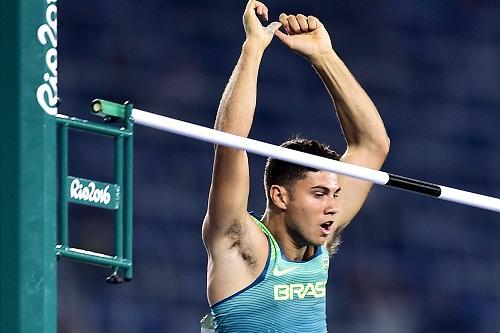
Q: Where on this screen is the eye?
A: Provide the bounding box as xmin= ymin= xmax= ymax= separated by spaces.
xmin=314 ymin=192 xmax=325 ymax=198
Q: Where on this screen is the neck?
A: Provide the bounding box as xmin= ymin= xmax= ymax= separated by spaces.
xmin=262 ymin=209 xmax=316 ymax=261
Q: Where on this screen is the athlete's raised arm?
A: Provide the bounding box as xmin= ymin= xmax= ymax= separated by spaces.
xmin=203 ymin=0 xmax=279 ymax=242
xmin=202 ymin=1 xmax=281 ymax=304
xmin=275 ymin=14 xmax=390 ymax=243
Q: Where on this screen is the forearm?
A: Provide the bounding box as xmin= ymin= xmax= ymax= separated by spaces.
xmin=206 ymin=1 xmax=279 ymax=225
xmin=214 ymin=41 xmax=265 ymax=137
xmin=311 ymin=51 xmax=389 ymax=152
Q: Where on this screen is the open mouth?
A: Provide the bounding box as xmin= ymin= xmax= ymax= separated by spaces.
xmin=320 ymin=221 xmax=333 ymax=235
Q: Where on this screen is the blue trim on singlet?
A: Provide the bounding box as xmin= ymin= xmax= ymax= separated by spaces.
xmin=248 ymin=211 xmax=260 ymax=219
xmin=210 ymin=233 xmax=271 ymax=308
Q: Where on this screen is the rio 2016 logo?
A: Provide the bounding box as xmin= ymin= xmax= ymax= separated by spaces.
xmin=67 ymin=177 xmax=120 ymax=210
xmin=37 ymin=0 xmax=58 ymax=115
xmin=70 ymin=178 xmax=111 ymax=205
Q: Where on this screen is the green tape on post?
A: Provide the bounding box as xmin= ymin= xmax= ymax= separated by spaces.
xmin=91 ymin=99 xmax=126 ymax=119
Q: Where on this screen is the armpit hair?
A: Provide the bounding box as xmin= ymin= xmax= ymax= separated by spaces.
xmin=224 ymin=221 xmax=257 ymax=266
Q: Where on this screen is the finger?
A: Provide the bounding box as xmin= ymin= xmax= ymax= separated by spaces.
xmin=245 ymin=0 xmax=256 ymax=14
xmin=307 ymin=15 xmax=319 ymax=30
xmin=266 ymin=21 xmax=282 ymax=34
xmin=274 ymin=29 xmax=292 ymax=47
xmin=244 ymin=0 xmax=262 ymax=20
xmin=287 ymin=15 xmax=301 ymax=34
xmin=279 ymin=13 xmax=290 ymax=34
xmin=262 ymin=4 xmax=269 ymax=21
xmin=296 ymin=14 xmax=309 ymax=32
xmin=254 ymin=1 xmax=268 ymax=20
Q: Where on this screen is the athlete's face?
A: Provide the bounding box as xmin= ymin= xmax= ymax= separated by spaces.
xmin=284 ymin=171 xmax=340 ymax=247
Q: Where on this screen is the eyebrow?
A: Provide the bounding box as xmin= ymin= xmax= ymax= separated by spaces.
xmin=311 ymin=185 xmax=341 ymax=193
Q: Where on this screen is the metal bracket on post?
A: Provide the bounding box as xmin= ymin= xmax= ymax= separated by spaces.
xmin=55 ymin=100 xmax=134 ymax=283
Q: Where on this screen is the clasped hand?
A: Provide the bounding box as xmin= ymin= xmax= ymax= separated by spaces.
xmin=243 ymin=0 xmax=333 ymax=61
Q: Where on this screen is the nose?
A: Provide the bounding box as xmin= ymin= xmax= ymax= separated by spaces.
xmin=324 ymin=196 xmax=338 ymax=216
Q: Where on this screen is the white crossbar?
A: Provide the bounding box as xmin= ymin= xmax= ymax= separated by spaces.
xmin=132 ymin=108 xmax=500 ymax=213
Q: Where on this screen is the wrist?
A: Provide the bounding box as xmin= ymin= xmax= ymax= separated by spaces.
xmin=243 ymin=38 xmax=267 ymax=55
xmin=309 ymin=50 xmax=338 ymax=68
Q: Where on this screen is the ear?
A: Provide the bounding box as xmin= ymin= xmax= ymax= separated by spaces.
xmin=269 ymin=185 xmax=289 ymax=210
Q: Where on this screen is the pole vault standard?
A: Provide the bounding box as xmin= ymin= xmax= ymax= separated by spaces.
xmin=91 ymin=99 xmax=500 ymax=213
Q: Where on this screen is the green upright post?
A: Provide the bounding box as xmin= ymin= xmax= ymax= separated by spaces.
xmin=113 ymin=136 xmax=124 ymax=277
xmin=59 ymin=124 xmax=69 ymax=247
xmin=0 ymin=0 xmax=58 ymax=332
xmin=124 ymin=101 xmax=134 ymax=281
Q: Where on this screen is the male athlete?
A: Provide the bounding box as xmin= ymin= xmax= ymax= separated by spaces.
xmin=201 ymin=0 xmax=390 ymax=331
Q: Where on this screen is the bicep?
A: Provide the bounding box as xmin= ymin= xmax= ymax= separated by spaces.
xmin=205 ymin=146 xmax=250 ymax=236
xmin=335 ymin=146 xmax=387 ymax=227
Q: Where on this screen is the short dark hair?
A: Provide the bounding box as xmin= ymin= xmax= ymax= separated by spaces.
xmin=264 ymin=136 xmax=341 ymax=201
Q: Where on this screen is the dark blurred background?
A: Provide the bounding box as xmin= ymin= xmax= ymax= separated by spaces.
xmin=57 ymin=1 xmax=500 ymax=332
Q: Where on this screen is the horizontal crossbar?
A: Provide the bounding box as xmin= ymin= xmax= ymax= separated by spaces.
xmin=90 ymin=99 xmax=500 ymax=213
